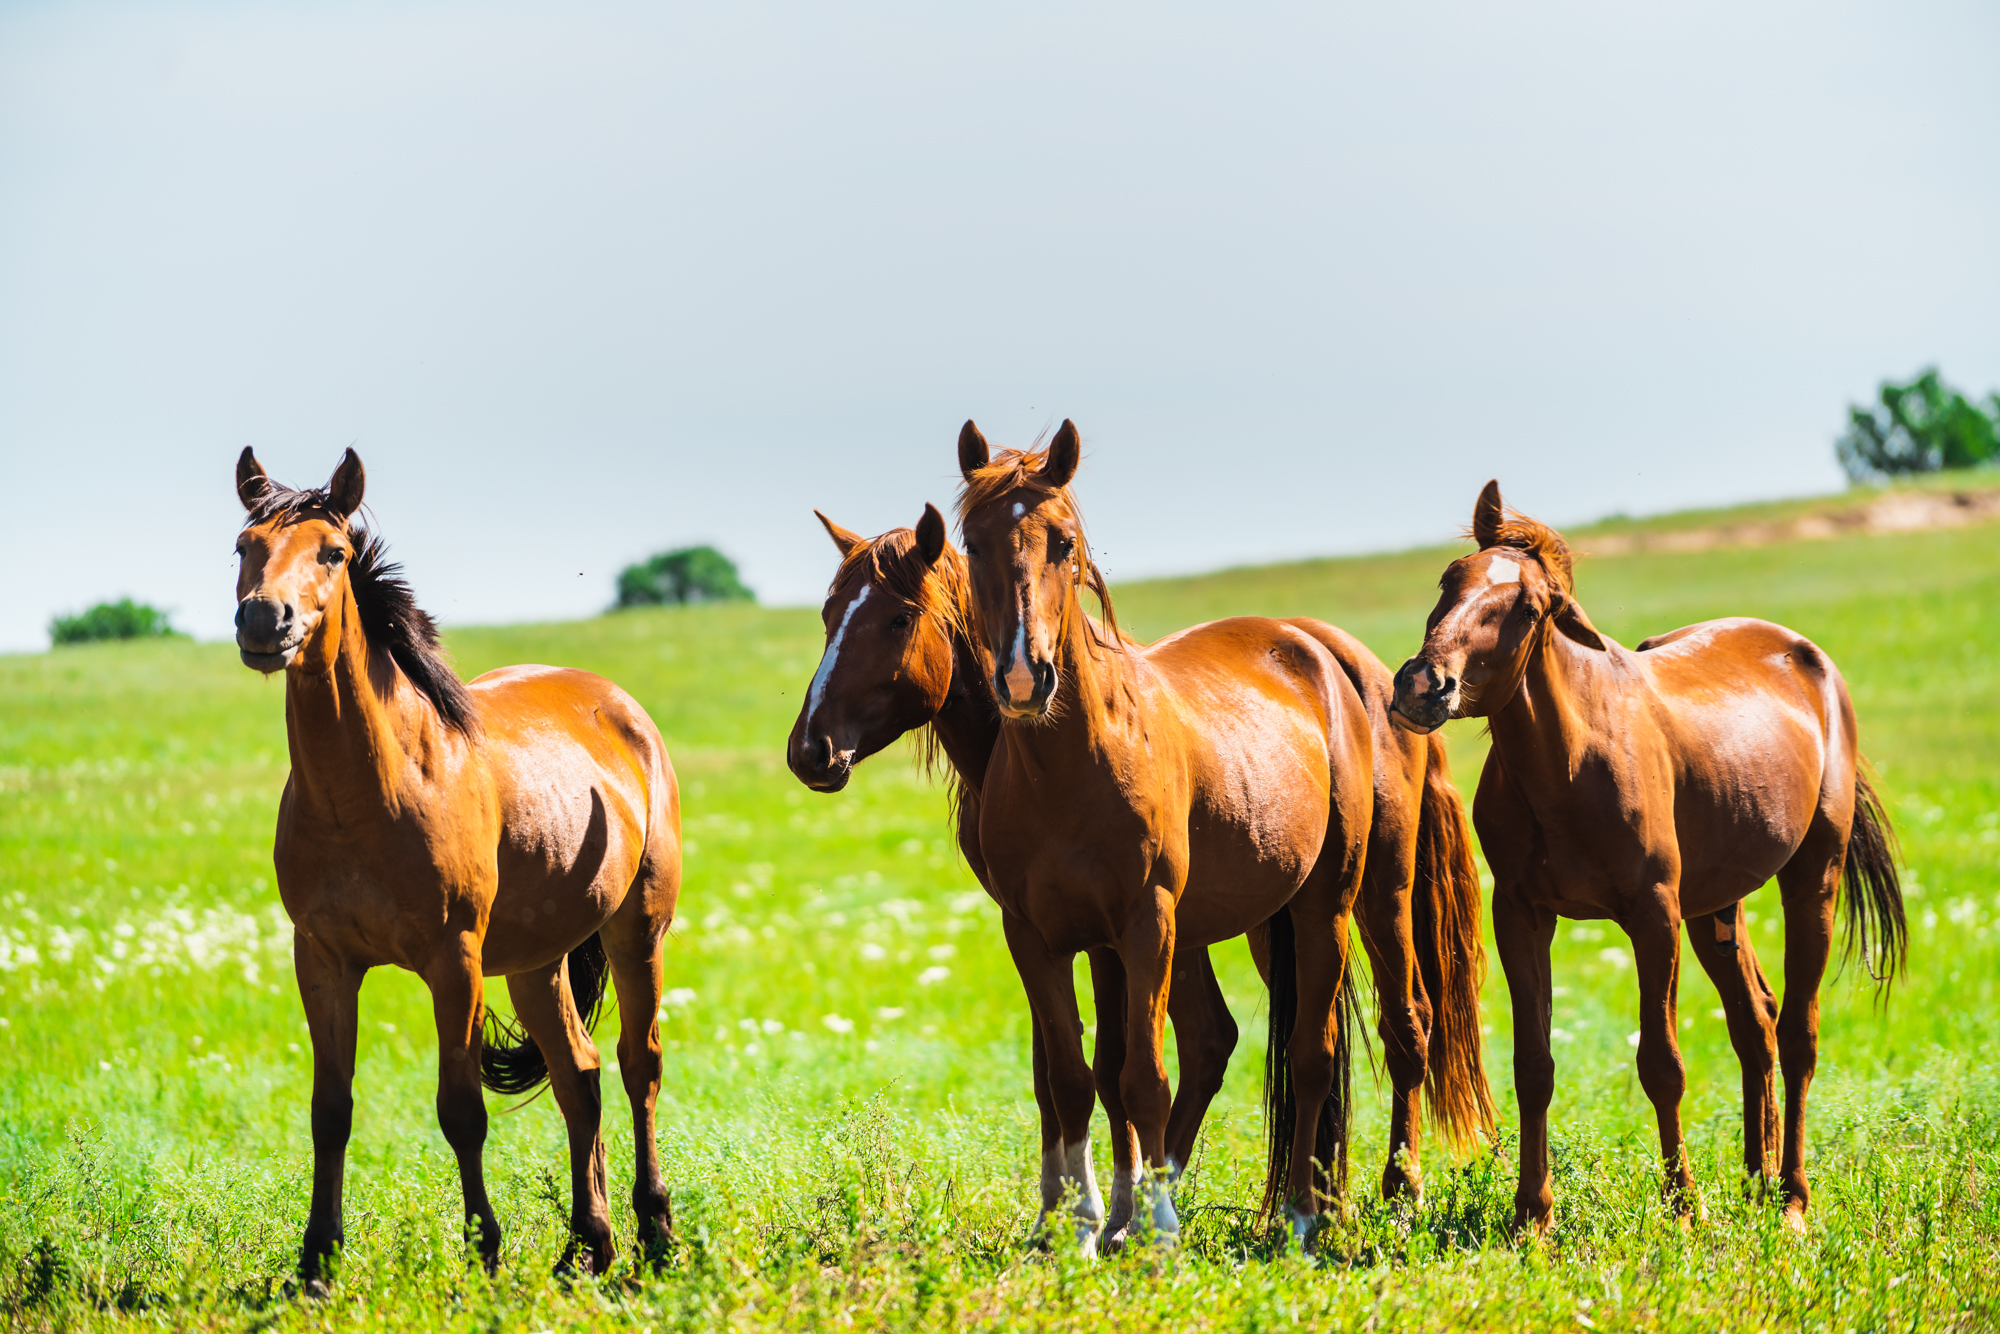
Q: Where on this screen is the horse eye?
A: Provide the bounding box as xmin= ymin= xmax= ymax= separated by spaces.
xmin=323 ymin=549 xmax=346 ymax=566
xmin=889 ymin=612 xmax=915 ymax=631
xmin=963 ymin=542 xmax=980 ymax=558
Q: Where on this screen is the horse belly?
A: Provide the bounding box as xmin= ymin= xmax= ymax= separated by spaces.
xmin=1672 ymin=705 xmax=1825 ymax=914
xmin=1174 ymin=719 xmax=1332 ymax=948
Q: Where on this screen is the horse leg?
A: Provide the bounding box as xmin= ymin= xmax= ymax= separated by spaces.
xmin=1003 ymin=911 xmax=1104 ymax=1253
xmin=425 ymin=933 xmax=502 ymax=1270
xmin=504 ymin=963 xmax=614 ymax=1273
xmin=1628 ymin=898 xmax=1699 ymax=1221
xmin=602 ymin=899 xmax=675 ymax=1259
xmin=294 ymin=936 xmax=364 ymax=1288
xmin=1164 ymin=948 xmax=1238 ymax=1172
xmin=1354 ymin=761 xmax=1429 ymax=1203
xmin=1355 ymin=871 xmax=1428 ymax=1203
xmin=1492 ymin=887 xmax=1557 ymax=1233
xmin=1115 ymin=887 xmax=1179 ymax=1244
xmin=1684 ymin=900 xmax=1780 ymax=1195
xmin=1088 ymin=948 xmax=1140 ymax=1251
xmin=1282 ymin=886 xmax=1359 ymax=1245
xmin=1774 ymin=816 xmax=1842 ymax=1230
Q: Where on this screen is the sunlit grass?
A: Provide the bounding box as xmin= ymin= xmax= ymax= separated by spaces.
xmin=2 ymin=510 xmax=1998 ymax=1329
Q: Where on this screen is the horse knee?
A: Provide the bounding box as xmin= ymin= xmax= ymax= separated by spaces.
xmin=1514 ymin=1051 xmax=1555 ymax=1109
xmin=1636 ymin=1041 xmax=1686 ymax=1109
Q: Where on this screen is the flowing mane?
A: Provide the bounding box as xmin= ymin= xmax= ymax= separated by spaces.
xmin=1464 ymin=506 xmax=1577 ymax=595
xmin=953 ymin=444 xmax=1129 ymax=654
xmin=826 ymin=526 xmax=978 ymax=789
xmin=240 ymin=482 xmax=479 ymax=736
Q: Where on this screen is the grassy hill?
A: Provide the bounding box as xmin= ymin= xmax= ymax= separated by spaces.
xmin=2 ymin=488 xmax=1998 ymax=1330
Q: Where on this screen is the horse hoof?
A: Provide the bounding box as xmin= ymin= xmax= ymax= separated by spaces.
xmin=1782 ymin=1207 xmax=1807 ymax=1236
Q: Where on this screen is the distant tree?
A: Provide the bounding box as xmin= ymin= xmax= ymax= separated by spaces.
xmin=615 ymin=546 xmax=754 ymax=608
xmin=1837 ymin=367 xmax=2000 ymax=483
xmin=50 ymin=599 xmax=182 ymax=646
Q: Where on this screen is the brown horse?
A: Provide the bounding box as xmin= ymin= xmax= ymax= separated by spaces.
xmin=1390 ymin=480 xmax=1906 ymax=1232
xmin=785 ymin=504 xmax=1250 ymax=1249
xmin=950 ymin=421 xmax=1492 ymax=1245
xmin=232 ymin=448 xmax=681 ymax=1283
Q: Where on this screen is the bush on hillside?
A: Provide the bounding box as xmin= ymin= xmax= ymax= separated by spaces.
xmin=615 ymin=546 xmax=754 ymax=608
xmin=1837 ymin=367 xmax=2000 ymax=483
xmin=50 ymin=599 xmax=182 ymax=646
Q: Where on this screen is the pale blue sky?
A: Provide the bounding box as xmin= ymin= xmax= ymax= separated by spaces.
xmin=3 ymin=1 xmax=1997 ymax=651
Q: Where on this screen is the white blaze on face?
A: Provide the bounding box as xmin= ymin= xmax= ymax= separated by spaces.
xmin=805 ymin=584 xmax=872 ymax=730
xmin=1486 ymin=556 xmax=1521 ymax=585
xmin=1004 ymin=611 xmax=1035 ymax=703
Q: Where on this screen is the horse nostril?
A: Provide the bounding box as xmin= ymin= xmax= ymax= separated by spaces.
xmin=1035 ymin=661 xmax=1056 ymax=699
xmin=1439 ymin=676 xmax=1458 ymax=695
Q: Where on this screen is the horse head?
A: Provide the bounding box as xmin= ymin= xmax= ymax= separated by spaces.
xmin=1391 ymin=479 xmax=1606 ymax=732
xmin=954 ymin=418 xmax=1107 ymax=720
xmin=787 ymin=504 xmax=970 ymax=791
xmin=232 ymin=447 xmax=366 ymax=674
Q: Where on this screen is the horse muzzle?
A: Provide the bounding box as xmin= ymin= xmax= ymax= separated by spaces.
xmin=236 ymin=597 xmax=305 ymax=673
xmin=788 ymin=731 xmax=855 ymax=793
xmin=1390 ymin=657 xmax=1457 ymax=734
xmin=994 ymin=658 xmax=1057 ymax=719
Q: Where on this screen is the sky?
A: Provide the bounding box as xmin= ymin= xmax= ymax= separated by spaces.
xmin=2 ymin=0 xmax=1997 ymax=652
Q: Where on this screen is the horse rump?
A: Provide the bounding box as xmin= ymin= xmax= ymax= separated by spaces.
xmin=480 ymin=933 xmax=611 ymax=1096
xmin=1412 ymin=732 xmax=1497 ymax=1150
xmin=1259 ymin=905 xmax=1358 ymax=1224
xmin=1842 ymin=763 xmax=1908 ymax=991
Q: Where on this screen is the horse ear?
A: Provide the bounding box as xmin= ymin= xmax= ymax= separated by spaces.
xmin=327 ymin=448 xmax=366 ymax=519
xmin=814 ymin=510 xmax=865 ymax=559
xmin=1551 ymin=594 xmax=1608 ymax=652
xmin=914 ymin=503 xmax=947 ymax=566
xmin=957 ymin=420 xmax=991 ymax=480
xmin=1039 ymin=420 xmax=1080 ymax=488
xmin=236 ymin=448 xmax=273 ymax=512
xmin=1473 ymin=479 xmax=1505 ymax=549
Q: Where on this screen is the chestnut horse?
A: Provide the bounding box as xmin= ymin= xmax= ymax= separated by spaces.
xmin=785 ymin=504 xmax=1252 ymax=1248
xmin=1390 ymin=481 xmax=1905 ymax=1231
xmin=232 ymin=449 xmax=681 ymax=1283
xmin=951 ymin=421 xmax=1492 ymax=1244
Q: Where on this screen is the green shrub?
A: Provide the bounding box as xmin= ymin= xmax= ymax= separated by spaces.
xmin=614 ymin=546 xmax=754 ymax=608
xmin=48 ymin=599 xmax=181 ymax=647
xmin=1837 ymin=366 xmax=2000 ymax=482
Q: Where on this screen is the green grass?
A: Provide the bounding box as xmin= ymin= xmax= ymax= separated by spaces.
xmin=3 ymin=502 xmax=1999 ymax=1330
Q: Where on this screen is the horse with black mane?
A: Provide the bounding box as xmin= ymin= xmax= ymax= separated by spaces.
xmin=232 ymin=448 xmax=681 ymax=1283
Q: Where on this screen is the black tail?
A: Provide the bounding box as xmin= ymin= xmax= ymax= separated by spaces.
xmin=1260 ymin=906 xmax=1358 ymax=1223
xmin=480 ymin=933 xmax=610 ymax=1095
xmin=1842 ymin=764 xmax=1907 ymax=992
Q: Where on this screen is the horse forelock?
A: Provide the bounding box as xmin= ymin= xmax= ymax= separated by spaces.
xmin=1459 ymin=510 xmax=1576 ymax=594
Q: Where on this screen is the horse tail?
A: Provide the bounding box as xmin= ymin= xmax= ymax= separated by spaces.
xmin=480 ymin=932 xmax=611 ymax=1096
xmin=1412 ymin=733 xmax=1497 ymax=1152
xmin=1842 ymin=762 xmax=1907 ymax=992
xmin=1259 ymin=905 xmax=1355 ymax=1223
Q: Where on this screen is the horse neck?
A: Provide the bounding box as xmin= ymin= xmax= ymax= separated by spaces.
xmin=1488 ymin=625 xmax=1600 ymax=790
xmin=930 ymin=626 xmax=1000 ymax=788
xmin=282 ymin=585 xmax=444 ymax=822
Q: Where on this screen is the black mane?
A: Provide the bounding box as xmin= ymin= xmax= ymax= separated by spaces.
xmin=242 ymin=484 xmax=480 ymax=737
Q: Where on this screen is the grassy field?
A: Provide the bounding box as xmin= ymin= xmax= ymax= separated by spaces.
xmin=3 ymin=491 xmax=2000 ymax=1331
